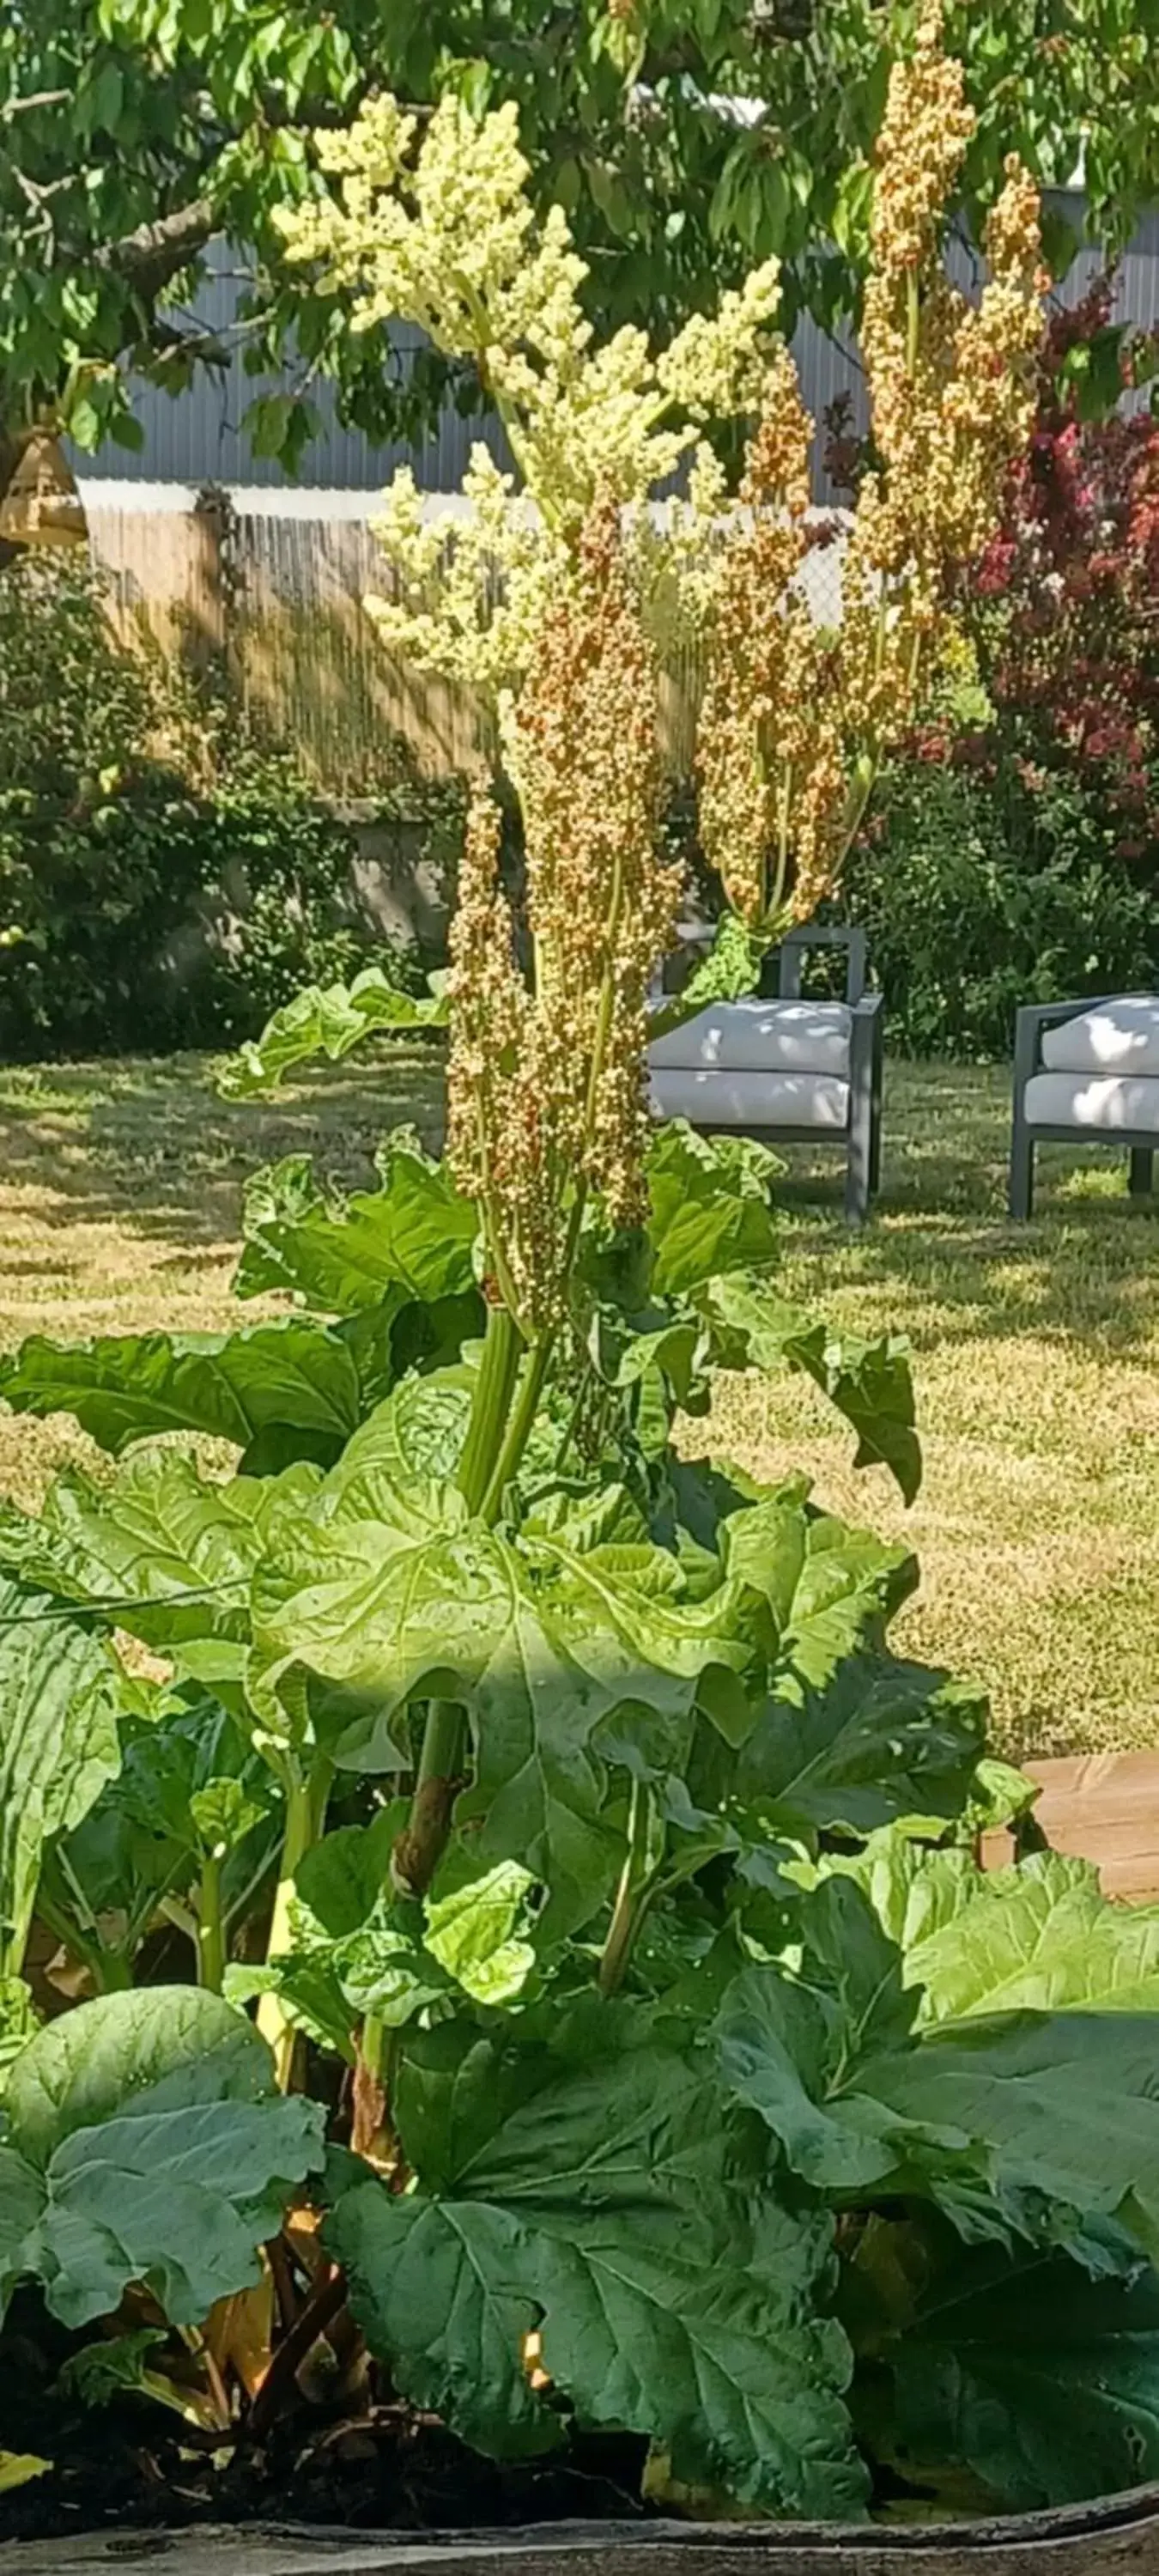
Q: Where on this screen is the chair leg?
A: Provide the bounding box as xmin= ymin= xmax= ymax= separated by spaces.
xmin=1129 ymin=1147 xmax=1155 ymax=1200
xmin=844 ymin=1145 xmax=869 ymax=1226
xmin=1009 ymin=1116 xmax=1035 ymax=1220
xmin=845 ymin=1004 xmax=877 ymax=1225
xmin=845 ymin=1094 xmax=872 ymax=1226
xmin=868 ymin=1034 xmax=883 ymax=1199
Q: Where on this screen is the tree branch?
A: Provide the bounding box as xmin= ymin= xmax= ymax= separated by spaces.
xmin=97 ymin=196 xmax=218 ymax=296
xmin=0 ymin=88 xmax=71 ymax=118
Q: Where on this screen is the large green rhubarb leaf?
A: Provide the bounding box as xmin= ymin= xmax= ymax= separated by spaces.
xmin=866 ymin=2014 xmax=1159 ymax=2255
xmin=903 ymin=1852 xmax=1159 ymax=2025
xmin=0 ymin=1454 xmax=319 ymax=1687
xmin=41 ymin=1690 xmax=279 ymax=1988
xmin=0 ymin=1989 xmax=324 ymax=2329
xmin=823 ymin=1840 xmax=1159 ymax=2028
xmin=219 ymin=966 xmax=447 ymax=1098
xmin=732 ymin=1653 xmax=986 ymax=1840
xmin=325 ymin=2022 xmax=865 ymax=2516
xmin=886 ymin=2235 xmax=1159 ymax=2510
xmin=227 ymin=1836 xmax=537 ymax=2062
xmin=646 ymin=917 xmax=767 ymax=1039
xmin=319 ymin=1368 xmax=478 ymax=1498
xmin=716 ymin=1877 xmax=1159 ymax=2259
xmin=702 ymin=1276 xmax=921 ymax=1505
xmin=0 ymin=1318 xmax=362 ymax=1463
xmin=252 ymin=1469 xmax=771 ymax=1929
xmin=0 ymin=1581 xmax=122 ymax=1975
xmin=234 ymin=1133 xmax=479 ymax=1315
xmin=645 ymin=1122 xmax=780 ymax=1295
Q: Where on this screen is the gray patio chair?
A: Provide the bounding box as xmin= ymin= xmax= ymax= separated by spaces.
xmin=1009 ymin=993 xmax=1159 ymax=1218
xmin=648 ymin=923 xmax=883 ymax=1225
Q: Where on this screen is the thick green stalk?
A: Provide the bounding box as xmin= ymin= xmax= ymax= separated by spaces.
xmin=457 ymin=1301 xmax=523 ymax=1515
xmin=391 ymin=1696 xmax=466 ymax=1899
xmin=837 ymin=750 xmax=878 ymax=864
xmin=763 ymin=756 xmax=795 ymax=928
xmin=598 ymin=1782 xmax=658 ymax=1998
xmin=480 ymin=1327 xmax=555 ymax=1522
xmin=33 ymin=1900 xmax=133 ymax=1995
xmin=29 ymin=1876 xmax=133 ymax=1994
xmin=396 ymin=1301 xmax=536 ymax=1896
xmin=397 ymin=796 xmax=623 ymax=1893
xmin=258 ymin=1757 xmax=332 ymax=2090
xmin=92 ymin=1943 xmax=134 ymax=1994
xmin=197 ymin=1853 xmax=225 ymax=1995
xmin=398 ymin=1327 xmax=561 ymax=1905
xmin=351 ymin=2017 xmax=402 ymax=2163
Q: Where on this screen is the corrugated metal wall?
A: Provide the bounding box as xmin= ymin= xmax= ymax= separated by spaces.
xmin=75 ymin=191 xmax=1159 ymax=502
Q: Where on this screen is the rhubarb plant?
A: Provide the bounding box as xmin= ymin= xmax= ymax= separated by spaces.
xmin=5 ymin=5 xmax=1154 ymax=2534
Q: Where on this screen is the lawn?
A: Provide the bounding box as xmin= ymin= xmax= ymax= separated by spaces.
xmin=1 ymin=1046 xmax=1156 ymax=1760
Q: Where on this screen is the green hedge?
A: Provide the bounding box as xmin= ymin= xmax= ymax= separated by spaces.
xmin=6 ymin=554 xmax=1157 ymax=1068
xmin=838 ymin=760 xmax=1159 ymax=1061
xmin=0 ymin=553 xmax=455 ymax=1060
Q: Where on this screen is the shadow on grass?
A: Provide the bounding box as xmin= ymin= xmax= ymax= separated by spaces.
xmin=3 ymin=1048 xmax=1157 ymax=1360
xmin=0 ymin=1045 xmax=447 ymax=1254
xmin=774 ymin=1061 xmax=1159 ymax=1358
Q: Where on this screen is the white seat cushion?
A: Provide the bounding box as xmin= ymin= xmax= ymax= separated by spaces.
xmin=1041 ymin=996 xmax=1159 ymax=1077
xmin=649 ymin=1068 xmax=850 ymax=1131
xmin=648 ymin=998 xmax=851 ymax=1078
xmin=1024 ymin=1071 xmax=1159 ymax=1134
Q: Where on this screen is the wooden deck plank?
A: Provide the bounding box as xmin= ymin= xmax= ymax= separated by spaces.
xmin=980 ymin=1751 xmax=1159 ymax=1900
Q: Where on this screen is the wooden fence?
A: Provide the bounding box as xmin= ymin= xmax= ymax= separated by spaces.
xmin=83 ymin=489 xmax=848 ymax=799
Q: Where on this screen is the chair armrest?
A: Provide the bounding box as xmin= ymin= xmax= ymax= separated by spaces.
xmin=1012 ymin=995 xmax=1119 ymax=1087
xmin=777 ymin=921 xmax=869 ymax=1002
xmin=847 ymin=988 xmax=883 ymax=1099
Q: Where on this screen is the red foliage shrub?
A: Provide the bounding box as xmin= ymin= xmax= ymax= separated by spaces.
xmin=825 ymin=274 xmax=1159 ymax=854
xmin=969 ymin=273 xmax=1159 ymax=838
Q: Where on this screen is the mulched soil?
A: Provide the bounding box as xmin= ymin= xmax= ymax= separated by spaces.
xmin=0 ymin=2310 xmax=653 ymax=2546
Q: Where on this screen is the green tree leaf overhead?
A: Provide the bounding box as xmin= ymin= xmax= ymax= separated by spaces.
xmin=3 ymin=0 xmax=1157 ymax=495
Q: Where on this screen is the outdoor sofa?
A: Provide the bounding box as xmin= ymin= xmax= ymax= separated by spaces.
xmin=648 ymin=924 xmax=883 ymax=1225
xmin=1009 ymin=993 xmax=1159 ymax=1218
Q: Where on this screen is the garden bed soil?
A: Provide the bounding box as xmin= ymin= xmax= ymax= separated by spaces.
xmin=0 ymin=2409 xmax=658 ymax=2549
xmin=3 ymin=2409 xmax=1159 ymax=2575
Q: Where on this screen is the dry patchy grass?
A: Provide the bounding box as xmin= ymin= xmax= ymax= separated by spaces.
xmin=713 ymin=1062 xmax=1159 ymax=1760
xmin=0 ymin=1048 xmax=1156 ymax=1759
xmin=0 ymin=1045 xmax=440 ymax=1505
